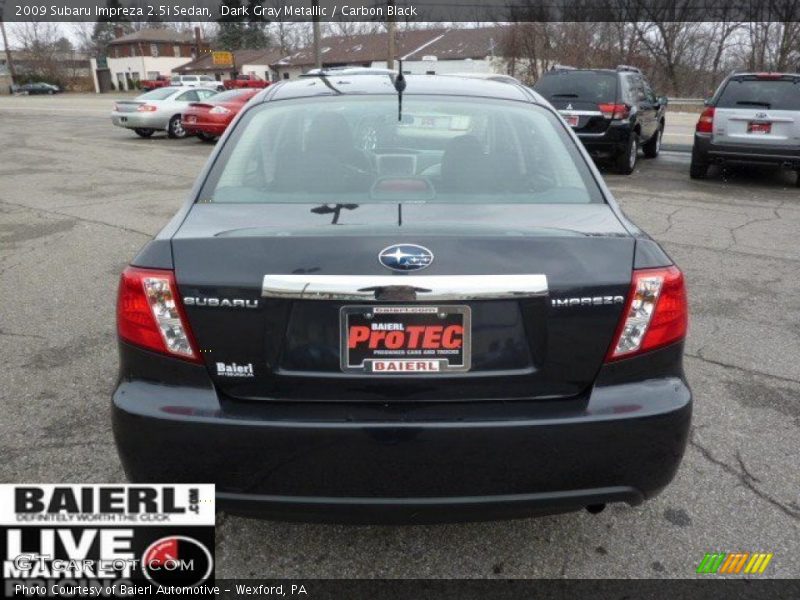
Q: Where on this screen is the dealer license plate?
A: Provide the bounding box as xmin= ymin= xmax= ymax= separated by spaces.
xmin=747 ymin=121 xmax=771 ymax=134
xmin=340 ymin=305 xmax=471 ymax=374
xmin=564 ymin=115 xmax=579 ymax=127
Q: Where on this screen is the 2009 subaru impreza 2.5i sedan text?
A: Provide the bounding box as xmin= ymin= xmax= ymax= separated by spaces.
xmin=112 ymin=74 xmax=691 ymax=523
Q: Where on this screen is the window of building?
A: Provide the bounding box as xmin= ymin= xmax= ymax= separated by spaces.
xmin=150 ymin=44 xmax=158 ymax=58
xmin=173 ymin=45 xmax=181 ymax=58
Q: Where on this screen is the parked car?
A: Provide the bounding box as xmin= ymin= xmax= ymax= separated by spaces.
xmin=223 ymin=74 xmax=270 ymax=90
xmin=182 ymin=88 xmax=260 ymax=142
xmin=534 ymin=66 xmax=667 ymax=174
xmin=690 ymin=71 xmax=800 ymax=183
xmin=110 ymin=86 xmax=219 ymax=138
xmin=171 ymin=74 xmax=225 ymax=92
xmin=113 ymin=75 xmax=691 ymax=522
xmin=140 ymin=75 xmax=171 ymax=91
xmin=15 ymin=82 xmax=60 ymax=95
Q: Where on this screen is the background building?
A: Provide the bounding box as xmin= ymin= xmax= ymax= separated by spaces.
xmin=105 ymin=27 xmax=209 ymax=91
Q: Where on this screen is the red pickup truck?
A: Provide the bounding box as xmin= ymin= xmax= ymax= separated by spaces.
xmin=223 ymin=74 xmax=270 ymax=90
xmin=139 ymin=76 xmax=171 ymax=91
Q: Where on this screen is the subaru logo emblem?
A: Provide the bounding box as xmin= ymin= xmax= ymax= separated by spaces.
xmin=378 ymin=244 xmax=433 ymax=272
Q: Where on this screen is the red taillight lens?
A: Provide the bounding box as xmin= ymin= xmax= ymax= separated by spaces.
xmin=696 ymin=106 xmax=715 ymax=133
xmin=117 ymin=266 xmax=201 ymax=362
xmin=605 ymin=266 xmax=688 ymax=362
xmin=137 ymin=104 xmax=157 ymax=112
xmin=598 ymin=103 xmax=631 ymax=120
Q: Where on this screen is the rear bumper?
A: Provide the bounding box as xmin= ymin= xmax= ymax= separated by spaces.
xmin=693 ymin=133 xmax=800 ymax=166
xmin=110 ymin=112 xmax=168 ymax=131
xmin=576 ymin=122 xmax=633 ymax=157
xmin=182 ymin=119 xmax=228 ymax=137
xmin=112 ymin=342 xmax=691 ymax=523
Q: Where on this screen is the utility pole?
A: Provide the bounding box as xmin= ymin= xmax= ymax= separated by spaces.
xmin=0 ymin=0 xmax=16 ymax=86
xmin=312 ymin=0 xmax=321 ymax=69
xmin=386 ymin=0 xmax=396 ymax=70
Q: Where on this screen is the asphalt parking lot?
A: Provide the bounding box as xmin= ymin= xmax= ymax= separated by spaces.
xmin=1 ymin=94 xmax=798 ymax=579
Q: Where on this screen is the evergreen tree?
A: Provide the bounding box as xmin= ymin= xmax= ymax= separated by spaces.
xmin=216 ymin=0 xmax=246 ymax=51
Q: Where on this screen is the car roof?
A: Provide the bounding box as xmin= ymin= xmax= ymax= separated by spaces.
xmin=257 ymin=74 xmax=536 ymax=104
xmin=727 ymin=72 xmax=800 ymax=79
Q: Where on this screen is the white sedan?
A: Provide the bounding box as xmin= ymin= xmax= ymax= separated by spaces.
xmin=111 ymin=86 xmax=219 ymax=138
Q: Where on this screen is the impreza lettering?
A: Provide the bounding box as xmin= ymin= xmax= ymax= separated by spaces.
xmin=551 ymin=296 xmax=625 ymax=308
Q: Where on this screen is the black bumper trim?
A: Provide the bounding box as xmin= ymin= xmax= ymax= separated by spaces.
xmin=217 ymin=487 xmax=644 ymax=523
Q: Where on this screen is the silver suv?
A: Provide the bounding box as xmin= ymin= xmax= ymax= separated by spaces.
xmin=690 ymin=72 xmax=800 ymax=183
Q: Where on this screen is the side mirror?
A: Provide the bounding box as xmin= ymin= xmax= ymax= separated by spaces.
xmin=658 ymin=96 xmax=669 ymax=106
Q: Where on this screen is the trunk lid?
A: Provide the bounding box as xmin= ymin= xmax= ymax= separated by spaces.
xmin=114 ymin=100 xmax=144 ymax=113
xmin=172 ymin=203 xmax=634 ymax=402
xmin=535 ymin=71 xmax=620 ymax=135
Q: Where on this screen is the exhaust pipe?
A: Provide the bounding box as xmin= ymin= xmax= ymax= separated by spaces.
xmin=586 ymin=504 xmax=606 ymax=514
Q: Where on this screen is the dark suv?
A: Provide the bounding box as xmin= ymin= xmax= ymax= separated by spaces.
xmin=690 ymin=72 xmax=800 ymax=183
xmin=534 ymin=66 xmax=667 ymax=174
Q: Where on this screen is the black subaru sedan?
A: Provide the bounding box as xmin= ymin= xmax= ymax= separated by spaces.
xmin=113 ymin=74 xmax=691 ymax=523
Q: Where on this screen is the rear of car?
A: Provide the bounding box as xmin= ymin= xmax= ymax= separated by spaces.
xmin=691 ymin=73 xmax=800 ymax=180
xmin=182 ymin=88 xmax=259 ymax=141
xmin=112 ymin=77 xmax=691 ymax=522
xmin=534 ymin=68 xmax=665 ymax=174
xmin=111 ymin=87 xmax=219 ymax=138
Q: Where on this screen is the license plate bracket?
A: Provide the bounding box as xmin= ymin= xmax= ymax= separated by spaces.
xmin=747 ymin=121 xmax=771 ymax=134
xmin=340 ymin=305 xmax=471 ymax=374
xmin=565 ymin=115 xmax=579 ymax=127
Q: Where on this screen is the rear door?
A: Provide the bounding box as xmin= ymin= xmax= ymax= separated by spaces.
xmin=534 ymin=71 xmax=619 ymax=134
xmin=637 ymin=77 xmax=660 ymax=140
xmin=712 ymin=75 xmax=800 ymax=147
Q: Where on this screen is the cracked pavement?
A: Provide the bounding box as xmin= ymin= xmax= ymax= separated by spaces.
xmin=0 ymin=95 xmax=798 ymax=579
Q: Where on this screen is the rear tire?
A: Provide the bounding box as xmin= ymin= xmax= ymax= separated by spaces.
xmin=615 ymin=135 xmax=638 ymax=175
xmin=167 ymin=115 xmax=187 ymax=139
xmin=197 ymin=132 xmax=217 ymax=143
xmin=642 ymin=125 xmax=662 ymax=158
xmin=689 ymin=148 xmax=709 ymax=179
xmin=134 ymin=128 xmax=154 ymax=138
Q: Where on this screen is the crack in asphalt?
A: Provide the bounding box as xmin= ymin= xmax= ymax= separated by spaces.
xmin=0 ymin=329 xmax=45 ymax=340
xmin=0 ymin=200 xmax=152 ymax=238
xmin=689 ymin=434 xmax=800 ymax=521
xmin=685 ymin=352 xmax=800 ymax=386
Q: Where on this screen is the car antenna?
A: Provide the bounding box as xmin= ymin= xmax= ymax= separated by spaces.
xmin=393 ymin=59 xmax=406 ymax=122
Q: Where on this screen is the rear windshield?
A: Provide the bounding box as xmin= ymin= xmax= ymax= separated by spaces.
xmin=199 ymin=95 xmax=603 ymax=205
xmin=534 ymin=71 xmax=618 ymax=103
xmin=717 ymin=78 xmax=800 ymax=110
xmin=138 ymin=87 xmax=179 ymax=100
xmin=209 ymin=89 xmax=253 ymax=102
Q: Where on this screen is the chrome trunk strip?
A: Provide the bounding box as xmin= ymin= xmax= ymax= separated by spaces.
xmin=262 ymin=274 xmax=548 ymax=302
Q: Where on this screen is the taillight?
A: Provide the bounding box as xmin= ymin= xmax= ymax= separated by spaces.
xmin=605 ymin=266 xmax=688 ymax=362
xmin=117 ymin=266 xmax=201 ymax=362
xmin=696 ymin=106 xmax=715 ymax=133
xmin=209 ymin=105 xmax=231 ymax=115
xmin=137 ymin=104 xmax=157 ymax=112
xmin=598 ymin=103 xmax=631 ymax=120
